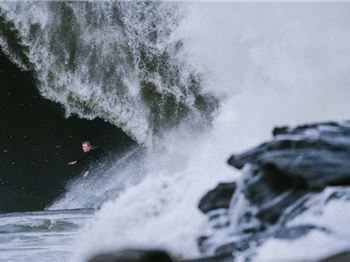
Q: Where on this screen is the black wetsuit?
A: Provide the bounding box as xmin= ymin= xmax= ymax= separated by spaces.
xmin=76 ymin=147 xmax=103 ymax=174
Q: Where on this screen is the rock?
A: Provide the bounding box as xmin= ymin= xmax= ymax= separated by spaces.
xmin=227 ymin=121 xmax=350 ymax=225
xmin=87 ymin=249 xmax=175 ymax=262
xmin=241 ymin=166 xmax=308 ymax=225
xmin=198 ymin=183 xmax=236 ymax=214
xmin=186 ymin=254 xmax=232 ymax=262
xmin=214 ymin=239 xmax=252 ymax=256
xmin=228 ymin=121 xmax=350 ymax=189
xmin=197 ymin=209 xmax=232 ymax=253
xmin=272 ymin=225 xmax=329 ymax=240
xmin=87 ymin=249 xmax=231 ymax=262
xmin=198 ymin=121 xmax=350 ymax=259
xmin=319 ymin=251 xmax=350 ymax=262
xmin=211 ymin=225 xmax=329 ymax=258
xmin=196 ymin=182 xmax=236 ymax=255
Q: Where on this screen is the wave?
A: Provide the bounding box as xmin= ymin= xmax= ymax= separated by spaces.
xmin=71 ymin=3 xmax=350 ymax=261
xmin=2 ymin=2 xmax=350 ymax=261
xmin=0 ymin=1 xmax=217 ymax=144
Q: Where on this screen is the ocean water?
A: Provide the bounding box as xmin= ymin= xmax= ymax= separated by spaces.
xmin=1 ymin=2 xmax=350 ymax=262
xmin=0 ymin=209 xmax=93 ymax=262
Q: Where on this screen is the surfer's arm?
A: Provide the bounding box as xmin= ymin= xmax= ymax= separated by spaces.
xmin=67 ymin=160 xmax=78 ymax=165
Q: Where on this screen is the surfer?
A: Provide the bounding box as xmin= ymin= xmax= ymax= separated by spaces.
xmin=68 ymin=141 xmax=103 ymax=177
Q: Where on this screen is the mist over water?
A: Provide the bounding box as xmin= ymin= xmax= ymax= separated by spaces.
xmin=182 ymin=3 xmax=350 ymax=142
xmin=68 ymin=2 xmax=350 ymax=261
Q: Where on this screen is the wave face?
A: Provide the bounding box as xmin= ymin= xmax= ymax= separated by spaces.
xmin=0 ymin=1 xmax=217 ymax=143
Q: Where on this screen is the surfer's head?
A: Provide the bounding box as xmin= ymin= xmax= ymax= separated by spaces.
xmin=82 ymin=141 xmax=92 ymax=153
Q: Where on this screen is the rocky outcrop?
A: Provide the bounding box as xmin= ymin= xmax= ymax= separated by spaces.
xmin=87 ymin=249 xmax=231 ymax=262
xmin=228 ymin=122 xmax=350 ymax=189
xmin=198 ymin=183 xmax=236 ymax=214
xmin=319 ymin=251 xmax=350 ymax=262
xmin=197 ymin=121 xmax=350 ymax=259
xmin=88 ymin=249 xmax=174 ymax=262
xmin=227 ymin=121 xmax=350 ymax=225
xmin=87 ymin=121 xmax=350 ymax=262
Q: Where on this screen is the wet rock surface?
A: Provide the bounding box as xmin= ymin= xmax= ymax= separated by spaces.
xmin=198 ymin=182 xmax=236 ymax=214
xmin=88 ymin=249 xmax=175 ymax=262
xmin=228 ymin=121 xmax=350 ymax=189
xmin=319 ymin=251 xmax=350 ymax=262
xmin=197 ymin=121 xmax=350 ymax=260
xmin=87 ymin=249 xmax=231 ymax=262
xmin=86 ymin=122 xmax=350 ymax=262
xmin=227 ymin=121 xmax=350 ymax=225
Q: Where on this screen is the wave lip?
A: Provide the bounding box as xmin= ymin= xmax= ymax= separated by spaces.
xmin=0 ymin=1 xmax=217 ymax=144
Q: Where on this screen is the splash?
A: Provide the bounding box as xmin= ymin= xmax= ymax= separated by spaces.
xmin=1 ymin=1 xmax=350 ymax=261
xmin=70 ymin=2 xmax=350 ymax=261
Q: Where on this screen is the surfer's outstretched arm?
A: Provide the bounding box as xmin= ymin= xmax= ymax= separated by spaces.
xmin=68 ymin=160 xmax=78 ymax=165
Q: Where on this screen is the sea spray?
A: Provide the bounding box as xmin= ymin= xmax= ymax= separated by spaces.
xmin=1 ymin=2 xmax=350 ymax=261
xmin=71 ymin=3 xmax=350 ymax=261
xmin=49 ymin=146 xmax=146 ymax=210
xmin=71 ymin=125 xmax=238 ymax=261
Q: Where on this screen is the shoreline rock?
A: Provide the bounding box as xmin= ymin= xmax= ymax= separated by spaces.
xmin=87 ymin=121 xmax=350 ymax=262
xmin=198 ymin=121 xmax=350 ymax=259
xmin=198 ymin=183 xmax=236 ymax=214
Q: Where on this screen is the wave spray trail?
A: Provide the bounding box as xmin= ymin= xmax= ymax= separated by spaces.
xmin=2 ymin=2 xmax=350 ymax=261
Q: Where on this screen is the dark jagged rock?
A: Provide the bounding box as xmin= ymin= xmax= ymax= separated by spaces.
xmin=87 ymin=249 xmax=231 ymax=262
xmin=214 ymin=239 xmax=252 ymax=256
xmin=228 ymin=121 xmax=350 ymax=188
xmin=210 ymin=224 xmax=333 ymax=260
xmin=198 ymin=183 xmax=236 ymax=214
xmin=272 ymin=225 xmax=330 ymax=240
xmin=88 ymin=249 xmax=174 ymax=262
xmin=242 ymin=167 xmax=308 ymax=225
xmin=186 ymin=255 xmax=232 ymax=262
xmin=319 ymin=251 xmax=350 ymax=262
xmin=198 ymin=121 xmax=350 ymax=259
xmin=272 ymin=121 xmax=350 ymax=137
xmin=227 ymin=121 xmax=350 ymax=225
xmin=87 ymin=122 xmax=350 ymax=262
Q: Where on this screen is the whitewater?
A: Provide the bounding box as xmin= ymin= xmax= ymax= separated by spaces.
xmin=72 ymin=3 xmax=350 ymax=261
xmin=1 ymin=2 xmax=350 ymax=262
